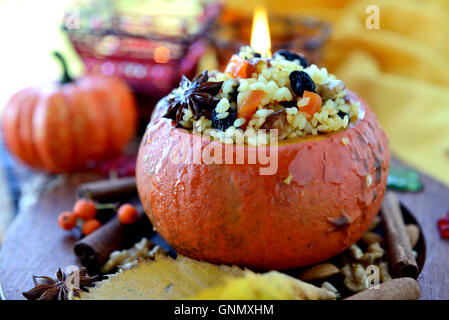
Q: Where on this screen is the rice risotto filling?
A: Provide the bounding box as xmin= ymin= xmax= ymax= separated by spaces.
xmin=163 ymin=46 xmax=362 ymax=146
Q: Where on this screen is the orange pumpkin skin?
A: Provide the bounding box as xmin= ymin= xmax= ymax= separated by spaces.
xmin=136 ymin=90 xmax=390 ymax=269
xmin=2 ymin=75 xmax=137 ymax=172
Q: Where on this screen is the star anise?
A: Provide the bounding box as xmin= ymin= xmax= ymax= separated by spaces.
xmin=22 ymin=267 xmax=98 ymax=300
xmin=163 ymin=70 xmax=223 ymax=127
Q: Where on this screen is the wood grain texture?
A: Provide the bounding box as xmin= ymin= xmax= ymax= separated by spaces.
xmin=0 ymin=159 xmax=448 ymax=300
xmin=0 ymin=173 xmax=101 ymax=300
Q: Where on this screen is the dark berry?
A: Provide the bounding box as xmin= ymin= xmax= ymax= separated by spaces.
xmin=228 ymin=84 xmax=239 ymax=103
xmin=337 ymin=110 xmax=349 ymax=119
xmin=212 ymin=107 xmax=237 ymax=131
xmin=253 ymin=52 xmax=261 ymax=58
xmin=274 ymin=50 xmax=309 ymax=67
xmin=289 ymin=71 xmax=315 ymax=97
xmin=280 ymin=100 xmax=297 ymax=108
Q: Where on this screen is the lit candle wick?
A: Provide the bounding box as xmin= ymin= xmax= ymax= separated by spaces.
xmin=250 ymin=6 xmax=272 ymax=57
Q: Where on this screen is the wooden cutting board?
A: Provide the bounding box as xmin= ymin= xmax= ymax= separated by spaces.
xmin=0 ymin=158 xmax=448 ymax=300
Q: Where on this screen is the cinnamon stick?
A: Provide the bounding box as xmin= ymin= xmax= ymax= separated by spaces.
xmin=77 ymin=177 xmax=137 ymax=201
xmin=381 ymin=192 xmax=418 ymax=279
xmin=73 ymin=203 xmax=152 ymax=275
xmin=345 ymin=278 xmax=421 ymax=300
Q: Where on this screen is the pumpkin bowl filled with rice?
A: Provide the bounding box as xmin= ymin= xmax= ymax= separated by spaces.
xmin=136 ymin=47 xmax=390 ymax=270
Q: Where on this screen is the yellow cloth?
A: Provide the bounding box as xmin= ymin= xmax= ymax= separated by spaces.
xmin=229 ymin=0 xmax=449 ymax=186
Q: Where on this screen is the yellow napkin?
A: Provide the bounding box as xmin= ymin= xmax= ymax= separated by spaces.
xmin=228 ymin=0 xmax=449 ymax=186
xmin=325 ymin=0 xmax=449 ymax=187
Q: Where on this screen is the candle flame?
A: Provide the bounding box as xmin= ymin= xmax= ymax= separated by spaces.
xmin=250 ymin=6 xmax=271 ymax=57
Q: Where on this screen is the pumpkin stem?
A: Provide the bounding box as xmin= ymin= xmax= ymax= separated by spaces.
xmin=53 ymin=51 xmax=73 ymax=84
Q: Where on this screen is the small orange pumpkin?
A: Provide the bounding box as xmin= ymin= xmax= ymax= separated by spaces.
xmin=136 ymin=91 xmax=390 ymax=270
xmin=1 ymin=52 xmax=137 ymax=172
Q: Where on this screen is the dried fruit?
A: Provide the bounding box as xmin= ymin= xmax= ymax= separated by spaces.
xmin=274 ymin=50 xmax=309 ymax=67
xmin=118 ymin=204 xmax=139 ymax=224
xmin=73 ymin=199 xmax=97 ymax=220
xmin=280 ymin=100 xmax=297 ymax=108
xmin=236 ymin=90 xmax=265 ymax=125
xmin=228 ymin=83 xmax=239 ymax=103
xmin=289 ymin=71 xmax=315 ymax=97
xmin=298 ymin=91 xmax=322 ymax=116
xmin=337 ymin=110 xmax=349 ymax=119
xmin=58 ymin=211 xmax=76 ymax=230
xmin=212 ymin=106 xmax=237 ymax=131
xmin=225 ymin=55 xmax=257 ymax=78
xmin=261 ymin=110 xmax=290 ymax=135
xmin=316 ymin=79 xmax=345 ymax=100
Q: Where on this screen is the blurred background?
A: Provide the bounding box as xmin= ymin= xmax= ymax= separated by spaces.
xmin=0 ymin=0 xmax=448 ymax=242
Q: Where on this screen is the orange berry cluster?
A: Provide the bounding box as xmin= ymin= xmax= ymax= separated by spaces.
xmin=57 ymin=199 xmax=139 ymax=236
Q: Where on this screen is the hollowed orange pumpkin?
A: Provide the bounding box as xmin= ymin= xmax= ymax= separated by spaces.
xmin=136 ymin=90 xmax=390 ymax=269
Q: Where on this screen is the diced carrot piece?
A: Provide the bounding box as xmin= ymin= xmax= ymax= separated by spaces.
xmin=245 ymin=62 xmax=258 ymax=77
xmin=225 ymin=55 xmax=249 ymax=79
xmin=298 ymin=91 xmax=322 ymax=116
xmin=237 ymin=90 xmax=265 ymax=126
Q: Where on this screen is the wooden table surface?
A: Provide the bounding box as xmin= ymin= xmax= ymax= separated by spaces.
xmin=0 ymin=160 xmax=448 ymax=300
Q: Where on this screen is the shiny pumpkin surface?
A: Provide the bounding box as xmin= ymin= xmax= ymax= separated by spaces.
xmin=136 ymin=91 xmax=390 ymax=269
xmin=2 ymin=75 xmax=137 ymax=172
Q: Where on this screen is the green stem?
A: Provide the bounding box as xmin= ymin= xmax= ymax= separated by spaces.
xmin=53 ymin=51 xmax=73 ymax=84
xmin=95 ymin=203 xmax=118 ymax=211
